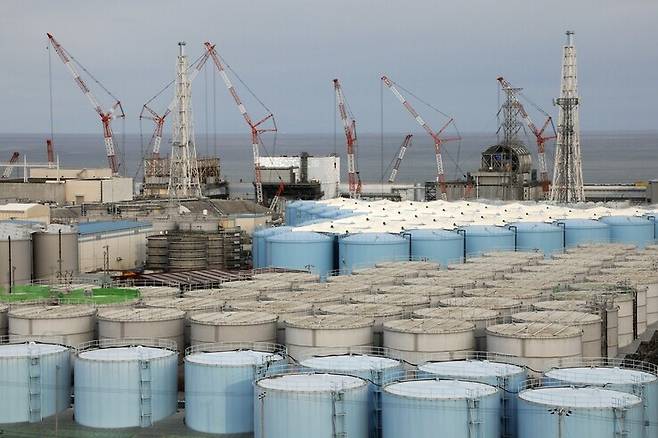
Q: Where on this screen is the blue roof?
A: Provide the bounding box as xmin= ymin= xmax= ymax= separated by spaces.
xmin=78 ymin=220 xmax=151 ymax=235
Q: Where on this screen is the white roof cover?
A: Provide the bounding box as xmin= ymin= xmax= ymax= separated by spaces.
xmin=545 ymin=367 xmax=657 ymax=385
xmin=79 ymin=346 xmax=174 ymax=361
xmin=0 ymin=342 xmax=67 ymax=357
xmin=385 ymin=379 xmax=498 ymax=399
xmin=520 ymin=387 xmax=641 ymax=408
xmin=258 ymin=373 xmax=366 ymax=391
xmin=301 ymin=355 xmax=401 ymax=372
xmin=419 ymin=360 xmax=524 ymax=378
xmin=187 ymin=350 xmax=282 ymax=366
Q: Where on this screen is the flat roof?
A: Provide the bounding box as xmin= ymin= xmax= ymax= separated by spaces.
xmin=78 ymin=220 xmax=151 ymax=235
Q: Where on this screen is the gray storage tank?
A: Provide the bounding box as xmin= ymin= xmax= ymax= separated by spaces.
xmin=8 ymin=305 xmax=96 ymax=347
xmin=32 ymin=224 xmax=79 ymax=281
xmin=188 ymin=311 xmax=278 ymax=346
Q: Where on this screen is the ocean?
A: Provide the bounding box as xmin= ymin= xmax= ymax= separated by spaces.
xmin=1 ymin=131 xmax=656 ymax=197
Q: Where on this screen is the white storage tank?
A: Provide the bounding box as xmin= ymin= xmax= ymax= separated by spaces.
xmin=97 ymin=307 xmax=186 ymax=351
xmin=462 ymin=287 xmax=545 ymax=305
xmin=188 ymin=311 xmax=278 ymax=346
xmin=8 ymin=305 xmax=96 ymax=346
xmin=381 ymin=379 xmax=500 ymax=438
xmin=185 ymin=342 xmax=286 ymax=435
xmin=225 ymin=300 xmax=313 ymax=343
xmin=0 ymin=342 xmax=71 ymax=424
xmin=348 ymin=292 xmax=430 ymax=313
xmin=181 ymin=288 xmax=260 ymax=302
xmin=383 ymin=319 xmax=475 ymax=365
xmin=264 ymin=290 xmax=346 ymax=306
xmin=32 ymin=224 xmax=79 ymax=281
xmin=412 ymin=306 xmax=500 ymax=350
xmin=254 ymin=373 xmax=369 ymax=438
xmin=319 ymin=303 xmax=405 ymax=347
xmin=284 ymin=315 xmax=374 ymax=359
xmin=439 ymin=296 xmax=523 ymax=321
xmin=74 ymin=341 xmax=178 ymax=428
xmin=373 ymin=284 xmax=454 ymax=306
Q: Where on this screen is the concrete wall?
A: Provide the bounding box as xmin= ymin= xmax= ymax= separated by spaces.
xmin=0 ymin=203 xmax=51 ymax=224
xmin=0 ymin=182 xmax=66 ymax=203
xmin=65 ymin=178 xmax=133 ymax=204
xmin=30 ymin=168 xmax=113 ymax=179
xmin=78 ymin=227 xmax=152 ymax=272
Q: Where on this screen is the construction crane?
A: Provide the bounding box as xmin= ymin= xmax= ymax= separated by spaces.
xmin=204 ymin=42 xmax=276 ymax=205
xmin=2 ymin=152 xmax=20 ymax=179
xmin=497 ymin=76 xmax=557 ymax=193
xmin=381 ymin=75 xmax=459 ymax=200
xmin=388 ymin=134 xmax=413 ymax=183
xmin=268 ymin=179 xmax=285 ymax=214
xmin=47 ymin=33 xmax=124 ymax=174
xmin=140 ymin=48 xmax=212 ymax=159
xmin=46 ymin=139 xmax=55 ymax=167
xmin=333 ymin=79 xmax=360 ymax=198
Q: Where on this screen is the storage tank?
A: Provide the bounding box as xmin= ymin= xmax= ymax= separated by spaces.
xmin=463 ymin=287 xmax=545 ymax=306
xmin=8 ymin=305 xmax=96 ymax=346
xmin=374 ymin=284 xmax=454 ymax=306
xmin=382 ymin=379 xmax=500 ymax=438
xmin=517 ymin=387 xmax=643 ymax=438
xmin=0 ymin=231 xmax=33 ymax=288
xmin=556 ymin=219 xmax=610 ymax=247
xmin=32 ymin=224 xmax=79 ymax=281
xmin=74 ymin=341 xmax=178 ymax=428
xmin=0 ymin=342 xmax=71 ymax=424
xmin=458 ymin=225 xmax=515 ymax=257
xmin=418 ymin=359 xmax=526 ymax=438
xmin=407 ymin=229 xmax=464 ymax=266
xmin=226 ymin=300 xmax=313 ymax=343
xmin=251 ymin=226 xmax=291 ymax=269
xmin=348 ymin=293 xmax=429 ymax=313
xmin=146 ymin=235 xmax=168 ymax=270
xmin=439 ymin=296 xmax=523 ymax=321
xmin=284 ymin=200 xmax=301 ymax=226
xmin=185 ymin=342 xmax=285 ymax=435
xmin=508 ymin=221 xmax=564 ymax=255
xmin=97 ymin=307 xmax=185 ymax=350
xmin=266 ymin=231 xmax=334 ymax=278
xmin=383 ymin=319 xmax=475 ymax=365
xmin=599 ymin=216 xmax=654 ymax=249
xmin=136 ymin=285 xmax=180 ymax=298
xmin=338 ymin=233 xmax=409 ymax=274
xmin=412 ymin=307 xmax=500 ymax=350
xmin=167 ymin=232 xmax=208 ymax=271
xmin=254 ymin=373 xmax=369 ymax=438
xmin=0 ymin=303 xmax=8 ymax=336
xmin=486 ymin=322 xmax=582 ymax=373
xmin=182 ymin=287 xmax=260 ymax=302
xmin=188 ymin=311 xmax=278 ymax=346
xmin=264 ymin=290 xmax=345 ymax=306
xmin=284 ymin=315 xmax=374 ymax=359
xmin=319 ymin=303 xmax=404 ymax=347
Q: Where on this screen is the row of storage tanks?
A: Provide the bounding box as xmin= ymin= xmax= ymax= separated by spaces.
xmin=255 ymin=212 xmax=658 ymax=275
xmin=1 ymin=339 xmax=656 ymax=438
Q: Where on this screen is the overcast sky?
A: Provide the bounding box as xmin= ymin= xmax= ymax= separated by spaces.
xmin=1 ymin=0 xmax=657 ymax=135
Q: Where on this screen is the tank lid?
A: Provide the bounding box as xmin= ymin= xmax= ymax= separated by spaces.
xmin=190 ymin=311 xmax=277 ymax=326
xmin=97 ymin=307 xmax=185 ymax=322
xmin=0 ymin=342 xmax=68 ymax=358
xmin=257 ymin=373 xmax=366 ymax=391
xmin=545 ymin=366 xmax=657 ymax=385
xmin=374 ymin=285 xmax=454 ymax=297
xmin=9 ymin=305 xmax=96 ymax=319
xmin=519 ymin=387 xmax=641 ymax=408
xmin=221 ymin=280 xmax=292 ymax=291
xmin=285 ymin=314 xmax=374 ymax=330
xmin=349 ymin=293 xmax=430 ymax=307
xmin=78 ymin=346 xmax=175 ymax=361
xmin=464 ymin=288 xmax=543 ymax=300
xmin=142 ymin=297 xmax=224 ymax=311
xmin=301 ymin=354 xmax=401 ymax=372
xmin=319 ymin=303 xmax=405 ymax=317
xmin=267 ymin=231 xmax=333 ymax=243
xmin=295 ymin=282 xmax=371 ymax=294
xmin=439 ymin=296 xmax=521 ymax=309
xmin=136 ymin=286 xmax=180 ymax=297
xmin=512 ymin=310 xmax=600 ymax=325
xmin=486 ymin=322 xmax=582 ymax=339
xmin=340 ymin=232 xmax=406 ymax=244
xmin=265 ymin=290 xmax=345 ymax=303
xmin=186 ymin=350 xmax=282 ymax=366
xmin=384 ymin=379 xmax=498 ymax=399
xmin=419 ymin=359 xmax=524 ymax=378
xmin=182 ymin=289 xmax=260 ymax=300
xmin=413 ymin=306 xmax=500 ymax=321
xmin=383 ymin=318 xmax=475 ymax=334
xmin=227 ymin=300 xmax=313 ymax=314
xmin=375 ymin=260 xmax=442 ymax=270
xmin=532 ymin=300 xmax=592 ymax=312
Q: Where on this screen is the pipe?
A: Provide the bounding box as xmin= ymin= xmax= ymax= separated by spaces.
xmin=456 ymin=229 xmax=467 ymax=262
xmin=7 ymin=235 xmax=12 ymax=294
xmin=507 ymin=225 xmax=518 ymax=252
xmin=556 ymin=222 xmax=566 ymax=249
xmin=401 ymin=232 xmax=412 ymax=261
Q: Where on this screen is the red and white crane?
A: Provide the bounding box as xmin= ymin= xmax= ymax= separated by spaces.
xmin=204 ymin=42 xmax=276 ymax=205
xmin=46 ymin=139 xmax=55 ymax=167
xmin=46 ymin=33 xmax=124 ymax=174
xmin=381 ymin=75 xmax=459 ymax=200
xmin=333 ymin=79 xmax=360 ymax=198
xmin=2 ymin=152 xmax=20 ymax=179
xmin=388 ymin=134 xmax=413 ymax=183
xmin=497 ymin=76 xmax=556 ymax=193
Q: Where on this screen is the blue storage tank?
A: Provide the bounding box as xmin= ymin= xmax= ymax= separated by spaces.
xmin=254 ymin=373 xmax=369 ymax=438
xmin=599 ymin=216 xmax=654 ymax=248
xmin=544 ymin=366 xmax=658 ymax=438
xmin=0 ymin=342 xmax=71 ymax=424
xmin=418 ymin=360 xmax=527 ymax=438
xmin=296 ymin=202 xmax=319 ymax=225
xmin=338 ymin=233 xmax=409 ymax=274
xmin=518 ymin=387 xmax=643 ymax=438
xmin=252 ymin=226 xmax=292 ymax=269
xmin=382 ymin=379 xmax=500 ymax=438
xmin=555 ymin=219 xmax=610 ymax=247
xmin=407 ymin=229 xmax=464 ymax=266
xmin=458 ymin=225 xmax=515 ymax=257
xmin=185 ymin=345 xmax=285 ymax=435
xmin=643 ymin=214 xmax=657 ymax=240
xmin=508 ymin=221 xmax=564 ymax=255
xmin=285 ymin=201 xmax=302 ymax=226
xmin=74 ymin=344 xmax=178 ymax=428
xmin=266 ymin=231 xmax=334 ymax=277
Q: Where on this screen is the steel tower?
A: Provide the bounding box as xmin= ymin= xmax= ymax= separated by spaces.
xmin=168 ymin=42 xmax=201 ymax=199
xmin=550 ymin=31 xmax=584 ymax=203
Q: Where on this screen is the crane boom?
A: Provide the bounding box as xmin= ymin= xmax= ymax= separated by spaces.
xmin=333 ymin=79 xmax=360 ymax=197
xmin=46 ymin=33 xmax=124 ymax=173
xmin=204 ymin=42 xmax=276 ymax=205
xmin=388 ymin=134 xmax=413 ymax=183
xmin=46 ymin=139 xmax=55 ymax=166
xmin=497 ymin=76 xmax=556 ymax=193
xmin=2 ymin=152 xmax=20 ymax=179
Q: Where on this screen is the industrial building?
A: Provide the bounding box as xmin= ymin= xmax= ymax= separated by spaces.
xmin=0 ymin=203 xmax=50 ymax=223
xmin=259 ymin=154 xmax=340 ymax=203
xmin=78 ymin=220 xmax=153 ymax=273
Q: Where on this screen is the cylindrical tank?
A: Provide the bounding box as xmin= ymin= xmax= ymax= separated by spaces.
xmin=458 ymin=225 xmax=515 ymax=257
xmin=8 ymin=305 xmax=96 ymax=346
xmin=284 ymin=315 xmax=374 ymax=359
xmin=407 ymin=229 xmax=464 ymax=266
xmin=167 ymin=233 xmax=208 ymax=271
xmin=285 ymin=200 xmax=301 ymax=226
xmin=265 ymin=290 xmax=345 ymax=306
xmin=32 ymin=224 xmax=79 ymax=281
xmin=374 ymin=284 xmax=454 ymax=306
xmin=338 ymin=233 xmax=409 ymax=274
xmin=418 ymin=359 xmax=526 ymax=438
xmin=136 ymin=285 xmax=180 ymax=298
xmin=254 ymin=373 xmax=369 ymax=438
xmin=382 ymin=379 xmax=500 ymax=438
xmin=517 ymin=387 xmax=643 ymax=438
xmin=188 ymin=311 xmax=278 ymax=346
xmin=97 ymin=307 xmax=186 ymax=351
xmin=225 ymin=300 xmax=313 ymax=343
xmin=486 ymin=322 xmax=582 ymax=373
xmin=383 ymin=319 xmax=475 ymax=365
xmin=319 ymin=303 xmax=404 ymax=347
xmin=0 ymin=342 xmax=71 ymax=424
xmin=266 ymin=231 xmax=334 ymax=278
xmin=463 ymin=287 xmax=545 ymax=306
xmin=146 ymin=235 xmax=168 ymax=270
xmin=599 ymin=216 xmax=654 ymax=249
xmin=413 ymin=307 xmax=500 ymax=350
xmin=439 ymin=296 xmax=523 ymax=322
xmin=508 ymin=221 xmax=564 ymax=255
xmin=74 ymin=343 xmax=178 ymax=428
xmin=0 ymin=233 xmax=32 ymax=287
xmin=557 ymin=219 xmax=610 ymax=247
xmin=185 ymin=343 xmax=285 ymax=435
xmin=0 ymin=303 xmax=8 ymax=336
xmin=348 ymin=293 xmax=429 ymax=313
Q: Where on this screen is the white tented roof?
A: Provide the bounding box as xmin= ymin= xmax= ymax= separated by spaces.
xmin=257 ymin=373 xmax=366 ymax=392
xmin=519 ymin=387 xmax=641 ymax=408
xmin=0 ymin=342 xmax=68 ymax=357
xmin=301 ymin=354 xmax=401 ymax=372
xmin=418 ymin=360 xmax=524 ymax=378
xmin=186 ymin=350 xmax=282 ymax=366
xmin=78 ymin=346 xmax=174 ymax=361
xmin=545 ymin=367 xmax=657 ymax=385
xmin=384 ymin=379 xmax=498 ymax=399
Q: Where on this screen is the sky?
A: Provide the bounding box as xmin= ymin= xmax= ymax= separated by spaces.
xmin=1 ymin=0 xmax=657 ymax=135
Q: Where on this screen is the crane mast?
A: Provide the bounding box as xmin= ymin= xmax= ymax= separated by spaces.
xmin=388 ymin=134 xmax=413 ymax=183
xmin=204 ymin=42 xmax=276 ymax=205
xmin=333 ymin=79 xmax=360 ymax=198
xmin=46 ymin=140 xmax=55 ymax=167
xmin=46 ymin=33 xmax=124 ymax=174
xmin=2 ymin=152 xmax=20 ymax=179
